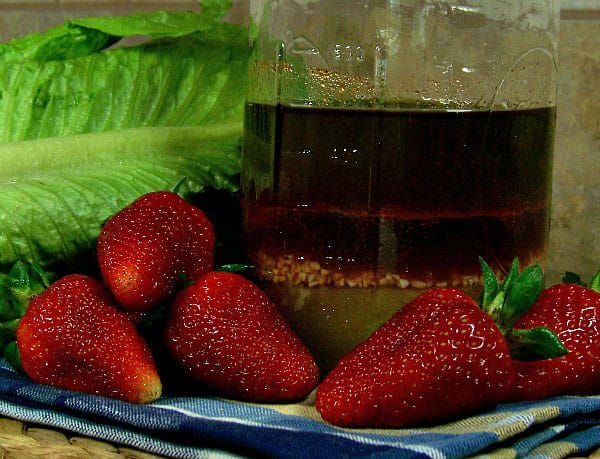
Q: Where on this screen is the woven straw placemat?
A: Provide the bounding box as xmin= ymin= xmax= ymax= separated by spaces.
xmin=0 ymin=416 xmax=163 ymax=459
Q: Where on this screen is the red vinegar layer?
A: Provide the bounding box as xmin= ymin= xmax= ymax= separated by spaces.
xmin=244 ymin=204 xmax=548 ymax=285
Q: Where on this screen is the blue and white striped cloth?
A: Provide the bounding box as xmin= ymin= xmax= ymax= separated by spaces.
xmin=1 ymin=358 xmax=600 ymax=458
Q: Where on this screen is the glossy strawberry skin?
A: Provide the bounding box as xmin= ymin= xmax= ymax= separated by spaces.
xmin=316 ymin=288 xmax=514 ymax=428
xmin=164 ymin=272 xmax=320 ymax=402
xmin=16 ymin=275 xmax=162 ymax=404
xmin=97 ymin=191 xmax=215 ymax=311
xmin=512 ymin=284 xmax=600 ymax=400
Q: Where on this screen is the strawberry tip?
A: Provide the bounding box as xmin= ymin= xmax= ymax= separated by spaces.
xmin=135 ymin=376 xmax=162 ymax=404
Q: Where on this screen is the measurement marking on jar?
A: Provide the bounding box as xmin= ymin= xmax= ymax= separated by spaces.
xmin=334 ymin=44 xmax=364 ymax=62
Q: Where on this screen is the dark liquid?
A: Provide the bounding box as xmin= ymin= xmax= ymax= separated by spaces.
xmin=242 ymin=103 xmax=554 ymax=281
xmin=241 ymin=103 xmax=555 ymax=369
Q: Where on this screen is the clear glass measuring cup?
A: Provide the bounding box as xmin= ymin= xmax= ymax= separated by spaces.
xmin=241 ymin=0 xmax=559 ymax=371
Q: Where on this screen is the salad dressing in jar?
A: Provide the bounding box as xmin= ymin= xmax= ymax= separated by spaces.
xmin=241 ymin=0 xmax=559 ymax=371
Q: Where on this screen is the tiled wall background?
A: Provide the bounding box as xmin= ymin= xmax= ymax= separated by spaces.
xmin=0 ymin=0 xmax=598 ymax=283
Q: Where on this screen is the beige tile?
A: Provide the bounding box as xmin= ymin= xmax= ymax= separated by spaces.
xmin=546 ymin=20 xmax=600 ymax=284
xmin=129 ymin=0 xmax=198 ymax=3
xmin=226 ymin=0 xmax=248 ymax=23
xmin=561 ymin=0 xmax=600 ymax=9
xmin=0 ymin=1 xmax=57 ymax=3
xmin=57 ymin=0 xmax=128 ymax=3
xmin=0 ymin=11 xmax=64 ymax=41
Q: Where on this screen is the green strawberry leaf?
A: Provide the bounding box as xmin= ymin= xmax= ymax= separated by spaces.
xmin=562 ymin=271 xmax=585 ymax=286
xmin=217 ymin=263 xmax=254 ymax=274
xmin=560 ymin=269 xmax=600 ymax=292
xmin=0 ymin=261 xmax=52 ymax=358
xmin=479 ymin=257 xmax=498 ymax=309
xmin=171 ymin=177 xmax=189 ymax=196
xmin=138 ymin=303 xmax=170 ymax=332
xmin=6 ymin=261 xmax=51 ymax=315
xmin=501 ymin=264 xmax=544 ymax=329
xmin=501 ymin=258 xmax=521 ymax=290
xmin=0 ymin=277 xmax=12 ymax=321
xmin=3 ymin=341 xmax=22 ymax=373
xmin=590 ymin=269 xmax=600 ymax=293
xmin=177 ymin=272 xmax=195 ymax=289
xmin=508 ymin=326 xmax=568 ymax=361
xmin=482 ymin=258 xmax=520 ymax=329
xmin=0 ymin=319 xmax=20 ymax=350
xmin=0 ymin=261 xmax=51 ymax=321
xmin=480 ymin=258 xmax=544 ymax=331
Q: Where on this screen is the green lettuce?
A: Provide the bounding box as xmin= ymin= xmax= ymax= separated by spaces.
xmin=0 ymin=0 xmax=235 ymax=64
xmin=0 ymin=0 xmax=250 ymax=272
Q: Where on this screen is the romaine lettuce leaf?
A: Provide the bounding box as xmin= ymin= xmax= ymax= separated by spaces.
xmin=0 ymin=24 xmax=116 ymax=64
xmin=0 ymin=0 xmax=235 ymax=64
xmin=70 ymin=0 xmax=232 ymax=39
xmin=0 ymin=124 xmax=241 ymax=271
xmin=0 ymin=0 xmax=250 ymax=271
xmin=0 ymin=24 xmax=249 ymax=142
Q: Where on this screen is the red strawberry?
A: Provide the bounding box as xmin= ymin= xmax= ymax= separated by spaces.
xmin=97 ymin=191 xmax=215 ymax=311
xmin=316 ymin=288 xmax=514 ymax=427
xmin=164 ymin=271 xmax=320 ymax=402
xmin=511 ymin=283 xmax=600 ymax=400
xmin=16 ymin=275 xmax=162 ymax=403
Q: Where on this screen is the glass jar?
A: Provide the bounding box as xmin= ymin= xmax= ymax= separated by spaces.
xmin=241 ymin=0 xmax=559 ymax=371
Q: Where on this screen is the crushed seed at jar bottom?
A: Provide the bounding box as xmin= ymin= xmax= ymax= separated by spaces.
xmin=254 ymin=252 xmax=485 ymax=290
xmin=255 ymin=251 xmax=545 ymax=371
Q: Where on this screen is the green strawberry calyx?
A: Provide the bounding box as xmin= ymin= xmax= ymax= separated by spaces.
xmin=217 ymin=263 xmax=254 ymax=274
xmin=478 ymin=257 xmax=567 ymax=362
xmin=592 ymin=271 xmax=600 ymax=292
xmin=1 ymin=261 xmax=53 ymax=370
xmin=562 ymin=269 xmax=600 ymax=293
